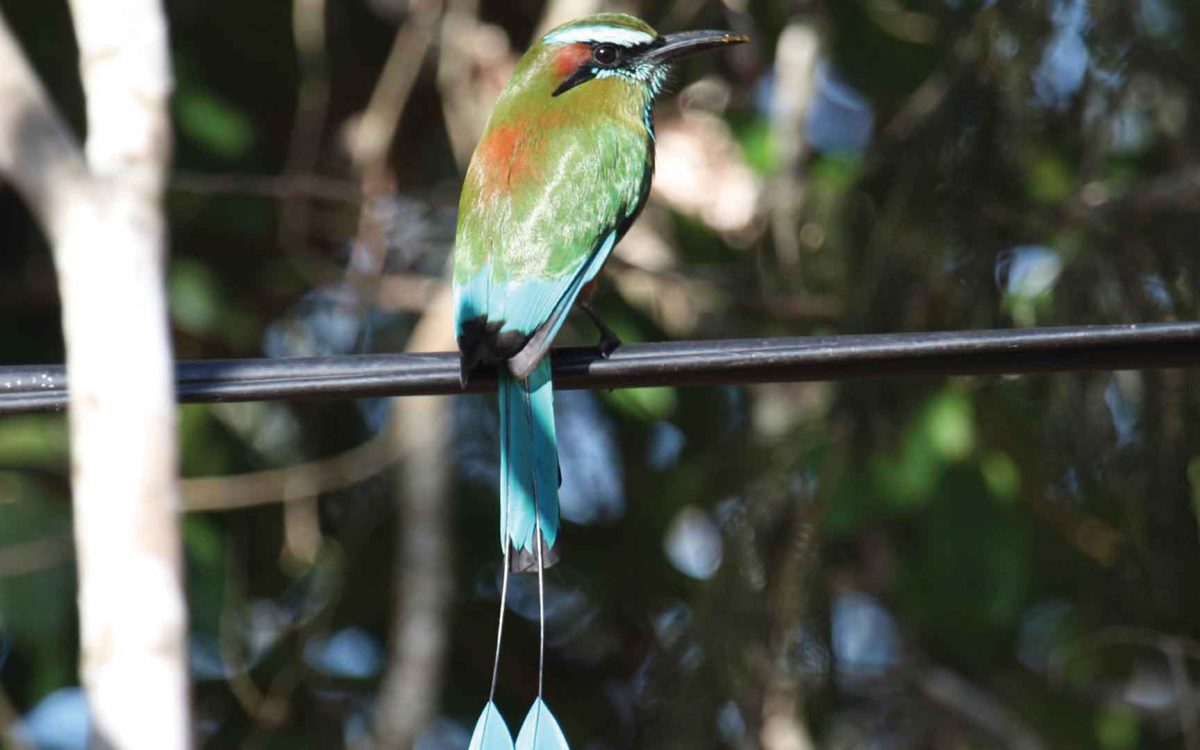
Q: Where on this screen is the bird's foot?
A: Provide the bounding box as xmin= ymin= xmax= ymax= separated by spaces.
xmin=580 ymin=301 xmax=622 ymax=358
xmin=597 ymin=329 xmax=621 ymax=359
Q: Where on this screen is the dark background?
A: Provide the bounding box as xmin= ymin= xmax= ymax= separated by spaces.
xmin=1 ymin=0 xmax=1199 ymax=747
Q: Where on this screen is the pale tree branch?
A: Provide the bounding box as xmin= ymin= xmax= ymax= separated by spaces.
xmin=436 ymin=0 xmax=483 ymax=167
xmin=0 ymin=679 xmax=33 ymax=750
xmin=171 ymin=171 xmax=361 ymax=204
xmin=343 ymin=0 xmax=443 ymax=283
xmin=435 ymin=0 xmax=505 ymax=169
xmin=0 ymin=19 xmax=91 ymax=246
xmin=181 ymin=431 xmax=400 ymax=512
xmin=338 ymin=5 xmax=452 ymax=742
xmin=347 ymin=0 xmax=442 ymax=178
xmin=760 ymin=441 xmax=844 ymax=750
xmin=0 ymin=1 xmax=188 ymax=747
xmin=536 ymin=0 xmax=638 ymax=36
xmin=766 ymin=20 xmax=819 ymax=266
xmin=371 ymin=288 xmax=455 ymax=749
xmin=915 ymin=666 xmax=1043 ymax=749
xmin=279 ymin=0 xmax=331 ymax=256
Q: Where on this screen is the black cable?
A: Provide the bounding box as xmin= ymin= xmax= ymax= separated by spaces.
xmin=1 ymin=322 xmax=1197 ymax=415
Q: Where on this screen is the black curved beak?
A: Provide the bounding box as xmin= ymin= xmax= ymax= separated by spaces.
xmin=643 ymin=30 xmax=748 ymax=64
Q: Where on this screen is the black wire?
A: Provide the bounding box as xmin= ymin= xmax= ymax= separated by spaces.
xmin=1 ymin=322 xmax=1197 ymax=415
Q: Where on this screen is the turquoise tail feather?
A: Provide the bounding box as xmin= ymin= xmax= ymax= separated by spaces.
xmin=515 ymin=698 xmax=570 ymax=750
xmin=498 ymin=358 xmax=560 ymax=571
xmin=469 ymin=701 xmax=514 ymax=750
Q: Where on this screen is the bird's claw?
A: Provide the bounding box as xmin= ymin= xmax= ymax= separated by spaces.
xmin=580 ymin=300 xmax=621 ymax=358
xmin=597 ymin=330 xmax=621 ymax=358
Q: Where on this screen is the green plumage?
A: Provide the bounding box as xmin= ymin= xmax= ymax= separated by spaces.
xmin=454 ymin=34 xmax=654 ymax=287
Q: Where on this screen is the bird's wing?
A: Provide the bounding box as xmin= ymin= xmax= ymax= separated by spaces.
xmin=454 ymin=116 xmax=651 ymax=375
xmin=506 ymin=229 xmax=615 ymax=379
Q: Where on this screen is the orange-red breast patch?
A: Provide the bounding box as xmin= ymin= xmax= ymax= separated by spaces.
xmin=477 ymin=123 xmax=531 ymax=193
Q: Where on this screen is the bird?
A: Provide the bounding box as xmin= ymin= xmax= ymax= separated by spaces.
xmin=452 ymin=13 xmax=746 ymax=749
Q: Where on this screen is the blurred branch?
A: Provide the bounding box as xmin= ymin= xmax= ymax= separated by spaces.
xmin=537 ymin=0 xmax=636 ymax=36
xmin=739 ymin=295 xmax=843 ymax=321
xmin=1166 ymin=638 xmax=1200 ymax=750
xmin=1051 ymin=627 xmax=1200 ymax=672
xmin=218 ymin=546 xmax=275 ymax=725
xmin=436 ymin=0 xmax=487 ymax=167
xmin=1066 ymin=167 xmax=1200 ymax=224
xmin=915 ymin=666 xmax=1043 ymax=749
xmin=767 ymin=20 xmax=819 ymax=266
xmin=0 ymin=535 xmax=73 ymax=577
xmin=1030 ymin=493 xmax=1123 ymax=568
xmin=1052 ymin=627 xmax=1200 ymax=745
xmin=182 ymin=429 xmax=399 ymax=511
xmin=761 ymin=440 xmax=845 ymax=750
xmin=172 ymin=171 xmax=361 ymax=204
xmin=0 ymin=19 xmax=90 ymax=237
xmin=345 ymin=0 xmax=442 ymax=283
xmin=864 ymin=0 xmax=937 ymax=44
xmin=372 ymin=286 xmax=454 ymax=748
xmin=347 ymin=18 xmax=453 ymax=737
xmin=660 ymin=0 xmax=708 ymax=31
xmin=610 ymin=243 xmax=844 ymax=328
xmin=348 ymin=0 xmax=442 ymax=177
xmin=652 ymin=109 xmax=764 ymax=241
xmin=368 ymin=273 xmax=446 ymax=313
xmin=182 ymin=8 xmax=457 ymax=738
xmin=0 ymin=3 xmax=189 ymax=748
xmin=280 ymin=0 xmax=332 ymax=256
xmin=432 ymin=0 xmax=519 ymax=169
xmin=0 ymin=682 xmax=32 ymax=750
xmin=216 ymin=542 xmax=304 ymax=731
xmin=878 ymin=72 xmax=950 ymax=145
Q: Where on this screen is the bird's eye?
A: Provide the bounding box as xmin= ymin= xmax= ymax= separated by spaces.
xmin=592 ymin=43 xmax=620 ymax=67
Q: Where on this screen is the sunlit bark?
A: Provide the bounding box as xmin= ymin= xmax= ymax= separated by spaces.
xmin=0 ymin=1 xmax=188 ymax=747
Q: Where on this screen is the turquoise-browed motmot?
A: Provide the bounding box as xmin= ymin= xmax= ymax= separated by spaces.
xmin=453 ymin=13 xmax=746 ymax=748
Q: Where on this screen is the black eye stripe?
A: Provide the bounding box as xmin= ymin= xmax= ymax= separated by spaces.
xmin=552 ymin=40 xmax=660 ymax=97
xmin=587 ymin=40 xmax=660 ymax=68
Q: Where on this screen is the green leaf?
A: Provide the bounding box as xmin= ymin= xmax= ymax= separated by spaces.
xmin=873 ymin=388 xmax=976 ymax=508
xmin=732 ymin=117 xmax=774 ymax=175
xmin=169 ymin=257 xmax=223 ymax=334
xmin=1096 ymin=706 xmax=1139 ymax=750
xmin=0 ymin=415 xmax=68 ymax=469
xmin=0 ymin=472 xmax=76 ymax=694
xmin=1025 ymin=149 xmax=1075 ymax=204
xmin=925 ymin=389 xmax=975 ymax=462
xmin=605 ymin=387 xmax=678 ymax=420
xmin=981 ymin=450 xmax=1020 ymax=502
xmin=175 ymin=88 xmax=254 ymax=159
xmin=898 ymin=468 xmax=1032 ymax=665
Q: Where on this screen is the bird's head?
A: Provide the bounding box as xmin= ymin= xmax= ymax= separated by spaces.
xmin=523 ymin=13 xmax=747 ymax=101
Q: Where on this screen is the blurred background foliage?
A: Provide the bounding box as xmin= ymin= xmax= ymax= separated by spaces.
xmin=1 ymin=0 xmax=1199 ymax=747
